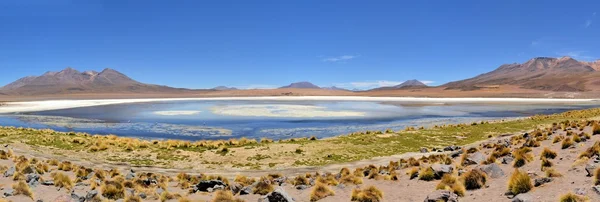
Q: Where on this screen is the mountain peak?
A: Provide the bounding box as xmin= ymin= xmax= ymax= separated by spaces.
xmin=279 ymin=81 xmax=321 ymax=89
xmin=394 ymin=79 xmax=428 ymax=88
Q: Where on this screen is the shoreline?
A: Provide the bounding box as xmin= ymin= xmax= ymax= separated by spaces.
xmin=0 ymin=96 xmax=598 ymax=113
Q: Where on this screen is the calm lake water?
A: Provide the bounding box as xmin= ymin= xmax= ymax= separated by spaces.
xmin=0 ymin=100 xmax=597 ymax=140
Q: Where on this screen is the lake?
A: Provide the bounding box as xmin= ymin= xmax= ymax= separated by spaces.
xmin=0 ymin=99 xmax=598 ymax=140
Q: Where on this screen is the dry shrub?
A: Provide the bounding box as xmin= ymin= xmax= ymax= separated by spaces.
xmin=211 ymin=190 xmax=244 ymax=202
xmin=102 ymin=180 xmax=125 ymax=200
xmin=562 ymin=137 xmax=574 ymax=149
xmin=508 ymin=169 xmax=533 ymax=195
xmin=253 ymin=177 xmax=274 ymax=195
xmin=12 ymin=180 xmax=34 ymax=199
xmin=559 ymin=192 xmax=588 ymax=202
xmin=462 ymin=169 xmax=487 ymax=190
xmin=310 ymin=182 xmax=335 ymax=201
xmin=436 ymin=174 xmax=465 ymax=197
xmin=351 ymin=186 xmax=383 ymax=202
xmin=234 ymin=174 xmax=256 ymax=187
xmin=418 ymin=167 xmax=435 ymax=181
xmin=545 ymin=168 xmax=563 ymax=178
xmin=53 ymin=172 xmax=74 ymax=190
xmin=541 ymin=147 xmax=557 ymax=159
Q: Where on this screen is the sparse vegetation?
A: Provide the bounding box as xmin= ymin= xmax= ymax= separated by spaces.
xmin=462 ymin=169 xmax=487 ymax=190
xmin=310 ymin=182 xmax=335 ymax=201
xmin=351 ymin=186 xmax=383 ymax=202
xmin=559 ymin=192 xmax=587 ymax=202
xmin=12 ymin=180 xmax=34 ymax=200
xmin=508 ymin=169 xmax=533 ymax=195
xmin=541 ymin=147 xmax=557 ymax=159
xmin=211 ymin=190 xmax=244 ymax=202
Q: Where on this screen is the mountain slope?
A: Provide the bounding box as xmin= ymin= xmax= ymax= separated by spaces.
xmin=0 ymin=67 xmax=188 ymax=95
xmin=279 ymin=82 xmax=321 ymax=89
xmin=444 ymin=57 xmax=600 ymax=92
xmin=371 ymin=79 xmax=429 ymax=91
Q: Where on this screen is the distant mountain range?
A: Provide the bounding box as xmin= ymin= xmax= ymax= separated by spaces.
xmin=370 ymin=79 xmax=429 ymax=91
xmin=444 ymin=56 xmax=600 ymax=92
xmin=2 ymin=56 xmax=600 ymax=96
xmin=0 ymin=67 xmax=188 ymax=95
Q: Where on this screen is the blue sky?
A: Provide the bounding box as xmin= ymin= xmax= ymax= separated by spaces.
xmin=0 ymin=0 xmax=598 ymax=90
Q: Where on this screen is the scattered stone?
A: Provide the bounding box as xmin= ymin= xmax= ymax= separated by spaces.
xmin=26 ymin=173 xmax=40 ymax=183
xmin=71 ymin=192 xmax=85 ymax=202
xmin=424 ymin=190 xmax=458 ymax=202
xmin=450 ymin=150 xmax=463 ymax=158
xmin=156 ymin=187 xmax=164 ymax=195
xmin=477 ymin=163 xmax=505 ymax=178
xmin=420 ymin=148 xmax=429 ymax=153
xmin=593 ymin=185 xmax=600 ymax=195
xmin=512 ymin=193 xmax=534 ymax=202
xmin=86 ymin=190 xmax=98 ymax=201
xmin=3 ymin=188 xmax=14 ymax=197
xmin=273 ymin=177 xmax=287 ymax=186
xmin=575 ymin=188 xmax=586 ymax=195
xmin=295 ymin=185 xmax=308 ymax=190
xmin=444 ymin=145 xmax=460 ymax=151
xmin=534 ymin=177 xmax=552 ymax=187
xmin=431 ymin=164 xmax=454 ymax=179
xmin=4 ymin=166 xmax=15 ymax=177
xmin=125 ymin=172 xmax=135 ymax=180
xmin=42 ymin=180 xmax=54 ymax=186
xmin=196 ymin=180 xmax=227 ymax=192
xmin=586 ymin=163 xmax=597 ymax=177
xmin=502 ymin=156 xmax=514 ymax=164
xmin=259 ymin=187 xmax=294 ymax=202
xmin=464 ymin=152 xmax=486 ymax=165
xmin=230 ymin=182 xmax=243 ymax=194
xmin=240 ymin=186 xmax=253 ymax=195
xmin=139 ymin=192 xmax=147 ymax=199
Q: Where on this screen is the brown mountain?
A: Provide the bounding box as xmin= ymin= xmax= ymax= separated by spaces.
xmin=0 ymin=67 xmax=189 ymax=95
xmin=371 ymin=79 xmax=429 ymax=91
xmin=279 ymin=82 xmax=321 ymax=89
xmin=444 ymin=56 xmax=600 ymax=92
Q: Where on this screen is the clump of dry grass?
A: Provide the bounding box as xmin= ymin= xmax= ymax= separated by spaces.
xmin=407 ymin=167 xmax=419 ymax=179
xmin=508 ymin=169 xmax=533 ymax=195
xmin=293 ymin=175 xmax=310 ymax=186
xmin=351 ymin=186 xmax=383 ymax=202
xmin=102 ymin=180 xmax=125 ymax=200
xmin=513 ymin=147 xmax=533 ymax=168
xmin=593 ymin=122 xmax=600 ymax=135
xmin=553 ymin=135 xmax=563 ymax=144
xmin=541 ymin=157 xmax=553 ymax=170
xmin=58 ymin=161 xmax=73 ymax=171
xmin=234 ymin=174 xmax=256 ymax=187
xmin=545 ymin=168 xmax=563 ymax=178
xmin=462 ymin=169 xmax=487 ymax=190
xmin=559 ymin=192 xmax=588 ymax=202
xmin=211 ymin=190 xmax=244 ymax=202
xmin=579 ymin=141 xmax=600 ymax=159
xmin=310 ymin=182 xmax=335 ymax=201
xmin=160 ymin=191 xmax=178 ymax=202
xmin=124 ymin=195 xmax=142 ymax=202
xmin=418 ymin=167 xmax=435 ymax=181
xmin=340 ymin=174 xmax=363 ymax=185
xmin=253 ymin=177 xmax=274 ymax=195
xmin=436 ymin=174 xmax=465 ymax=197
xmin=317 ymin=173 xmax=339 ymax=185
xmin=562 ymin=137 xmax=574 ymax=149
xmin=541 ymin=147 xmax=557 ymax=159
xmin=52 ymin=172 xmax=73 ymax=190
xmin=595 ymin=167 xmax=600 ymax=185
xmin=12 ymin=180 xmax=34 ymax=200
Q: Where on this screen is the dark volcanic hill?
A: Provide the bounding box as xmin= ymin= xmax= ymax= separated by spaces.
xmin=371 ymin=79 xmax=429 ymax=91
xmin=444 ymin=57 xmax=600 ymax=92
xmin=279 ymin=82 xmax=321 ymax=89
xmin=0 ymin=67 xmax=188 ymax=95
xmin=211 ymin=86 xmax=238 ymax=90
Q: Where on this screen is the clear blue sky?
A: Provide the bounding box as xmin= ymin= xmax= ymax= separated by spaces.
xmin=1 ymin=0 xmax=598 ymax=89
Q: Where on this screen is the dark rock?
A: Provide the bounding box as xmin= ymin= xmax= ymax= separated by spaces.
xmin=512 ymin=193 xmax=534 ymax=202
xmin=464 ymin=152 xmax=485 ymax=165
xmin=502 ymin=156 xmax=514 ymax=164
xmin=534 ymin=177 xmax=552 ymax=187
xmin=423 ymin=190 xmax=458 ymax=202
xmin=593 ymin=185 xmax=600 ymax=195
xmin=229 ymin=182 xmax=243 ymax=194
xmin=444 ymin=145 xmax=459 ymax=151
xmin=431 ymin=164 xmax=454 ymax=179
xmin=295 ymin=185 xmax=308 ymax=190
xmin=450 ymin=150 xmax=463 ymax=158
xmin=196 ymin=180 xmax=227 ymax=192
xmin=3 ymin=188 xmax=14 ymax=197
xmin=420 ymin=148 xmax=429 ymax=153
xmin=71 ymin=192 xmax=85 ymax=202
xmin=42 ymin=180 xmax=54 ymax=186
xmin=86 ymin=190 xmax=98 ymax=201
xmin=477 ymin=163 xmax=505 ymax=178
xmin=259 ymin=187 xmax=295 ymax=202
xmin=586 ymin=163 xmax=597 ymax=177
xmin=240 ymin=186 xmax=253 ymax=195
xmin=575 ymin=188 xmax=586 ymax=195
xmin=4 ymin=166 xmax=15 ymax=177
xmin=139 ymin=192 xmax=147 ymax=199
xmin=273 ymin=177 xmax=287 ymax=186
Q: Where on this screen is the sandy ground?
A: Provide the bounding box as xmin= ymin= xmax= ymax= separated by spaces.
xmin=0 ymin=96 xmax=598 ymax=114
xmin=1 ymin=124 xmax=600 ymax=201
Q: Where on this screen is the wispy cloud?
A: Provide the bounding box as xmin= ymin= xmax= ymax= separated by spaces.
xmin=237 ymin=84 xmax=278 ymax=89
xmin=584 ymin=12 xmax=595 ymax=28
xmin=556 ymin=51 xmax=596 ymax=61
xmin=323 ymin=55 xmax=357 ymax=62
xmin=334 ymin=80 xmax=434 ymax=90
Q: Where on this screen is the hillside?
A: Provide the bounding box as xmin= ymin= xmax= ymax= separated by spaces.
xmin=279 ymin=81 xmax=321 ymax=89
xmin=371 ymin=79 xmax=429 ymax=91
xmin=0 ymin=67 xmax=190 ymax=95
xmin=444 ymin=57 xmax=600 ymax=92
